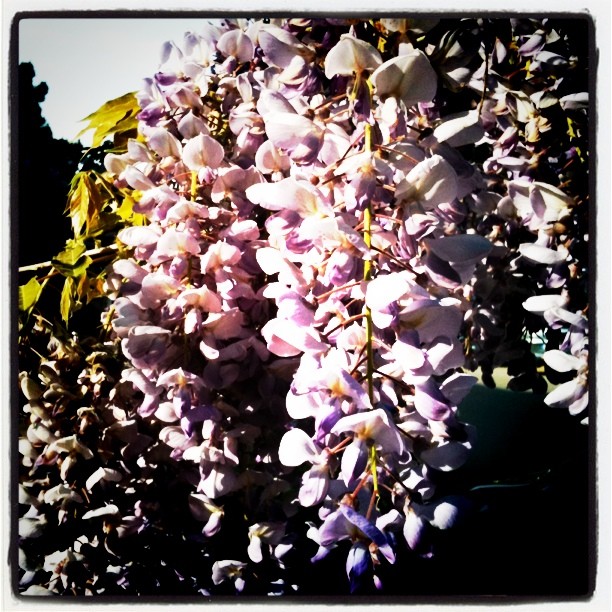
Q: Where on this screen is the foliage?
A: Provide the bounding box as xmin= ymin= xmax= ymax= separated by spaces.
xmin=16 ymin=16 xmax=590 ymax=597
xmin=75 ymin=92 xmax=140 ymax=149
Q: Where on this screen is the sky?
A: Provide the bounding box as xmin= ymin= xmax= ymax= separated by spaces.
xmin=18 ymin=17 xmax=221 ymax=145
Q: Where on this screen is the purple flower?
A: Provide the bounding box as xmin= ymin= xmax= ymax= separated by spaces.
xmin=318 ymin=505 xmax=392 ymax=560
xmin=182 ymin=134 xmax=225 ymax=172
xmin=346 ymin=542 xmax=371 ymax=592
xmin=257 ymin=23 xmax=314 ymax=69
xmin=121 ymin=325 xmax=175 ymax=372
xmin=262 ymin=111 xmax=324 ymax=165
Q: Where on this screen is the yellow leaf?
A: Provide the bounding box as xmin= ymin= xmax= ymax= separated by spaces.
xmin=54 ymin=239 xmax=86 ymax=266
xmin=51 ymin=239 xmax=92 ymax=278
xmin=76 ymin=92 xmax=140 ymax=148
xmin=115 ymin=193 xmax=136 ymax=221
xmin=19 ymin=277 xmax=43 ymax=313
xmin=67 ymin=171 xmax=115 ymax=238
xmin=60 ymin=277 xmax=76 ymax=323
xmin=115 ymin=192 xmax=146 ymax=225
xmin=66 ymin=172 xmax=89 ymax=236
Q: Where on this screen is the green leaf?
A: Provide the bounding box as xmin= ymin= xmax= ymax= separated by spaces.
xmin=18 ymin=277 xmax=43 ymax=313
xmin=51 ymin=240 xmax=92 ymax=277
xmin=54 ymin=239 xmax=86 ymax=266
xmin=76 ymin=92 xmax=140 ymax=148
xmin=85 ymin=211 xmax=121 ymax=238
xmin=59 ymin=277 xmax=77 ymax=323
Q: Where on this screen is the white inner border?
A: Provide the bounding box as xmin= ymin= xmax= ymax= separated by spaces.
xmin=2 ymin=2 xmax=610 ymax=611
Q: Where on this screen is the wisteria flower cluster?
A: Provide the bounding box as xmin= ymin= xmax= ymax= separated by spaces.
xmin=17 ymin=16 xmax=589 ymax=596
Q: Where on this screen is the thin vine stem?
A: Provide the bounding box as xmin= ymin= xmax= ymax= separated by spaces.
xmin=363 ymin=118 xmax=375 ymax=406
xmin=18 ymin=244 xmax=119 ymax=274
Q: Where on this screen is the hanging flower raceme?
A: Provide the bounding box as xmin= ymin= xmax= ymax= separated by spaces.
xmin=17 ymin=16 xmax=588 ymax=597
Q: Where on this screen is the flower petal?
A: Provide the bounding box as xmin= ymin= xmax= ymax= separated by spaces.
xmin=365 ymin=273 xmax=410 ymax=311
xmin=523 ymin=294 xmax=567 ymax=314
xmin=542 ymin=349 xmax=583 ymax=373
xmin=413 ymin=379 xmax=451 ymax=421
xmin=247 ymin=177 xmax=325 ymax=215
xmin=371 ymin=49 xmax=437 ymax=107
xmin=82 ymin=504 xmax=120 ymax=520
xmin=85 ymin=467 xmax=123 ymax=491
xmin=258 ymin=24 xmax=314 ymax=68
xmin=278 ymin=428 xmax=319 ymax=466
xmin=339 ymin=504 xmax=395 ymax=563
xmin=263 ymin=112 xmax=324 ymax=165
xmin=403 ymin=507 xmax=426 ymax=550
xmin=346 ymin=542 xmax=371 ymax=592
xmin=217 ymin=29 xmax=254 ymax=62
xmin=420 ymin=440 xmax=471 ymax=471
xmin=145 ymin=127 xmax=182 ymax=158
xmin=299 ymin=465 xmax=329 ymax=507
xmin=439 ymin=373 xmax=477 ymax=404
xmin=396 ymin=155 xmax=458 ymax=209
xmin=433 ymin=110 xmax=484 ymax=147
xmin=325 ymin=35 xmax=382 ymax=78
xmin=518 ymin=243 xmax=567 ymax=265
xmin=183 ymin=134 xmax=225 ymax=170
xmin=339 ymin=438 xmax=368 ymax=486
xmin=544 ymin=379 xmax=582 ymax=408
xmin=118 ymin=226 xmax=161 ymax=248
xmin=261 ymin=318 xmax=327 ymax=357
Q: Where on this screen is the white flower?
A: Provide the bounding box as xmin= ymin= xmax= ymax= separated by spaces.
xmin=371 ymin=49 xmax=437 ymax=107
xmin=324 ymin=34 xmax=382 ymax=78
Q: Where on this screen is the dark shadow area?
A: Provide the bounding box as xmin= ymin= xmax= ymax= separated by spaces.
xmin=16 ymin=62 xmax=82 ymax=268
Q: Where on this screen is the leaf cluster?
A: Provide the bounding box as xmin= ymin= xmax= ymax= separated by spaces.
xmin=19 ymin=93 xmax=145 ymax=324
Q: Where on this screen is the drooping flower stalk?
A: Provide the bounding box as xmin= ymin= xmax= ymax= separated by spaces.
xmin=366 ymin=444 xmax=380 ymax=519
xmin=363 ymin=92 xmax=375 ymax=406
xmin=190 ymin=170 xmax=198 ymax=200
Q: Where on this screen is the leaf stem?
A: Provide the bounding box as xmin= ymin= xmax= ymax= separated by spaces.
xmin=328 ymin=436 xmax=353 ymax=455
xmin=321 ymin=313 xmax=367 ymax=339
xmin=314 ymin=280 xmax=362 ymax=303
xmin=371 ymin=245 xmax=412 ymax=270
xmin=349 ymin=470 xmax=371 ymax=502
xmin=365 ymin=488 xmax=378 ymax=521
